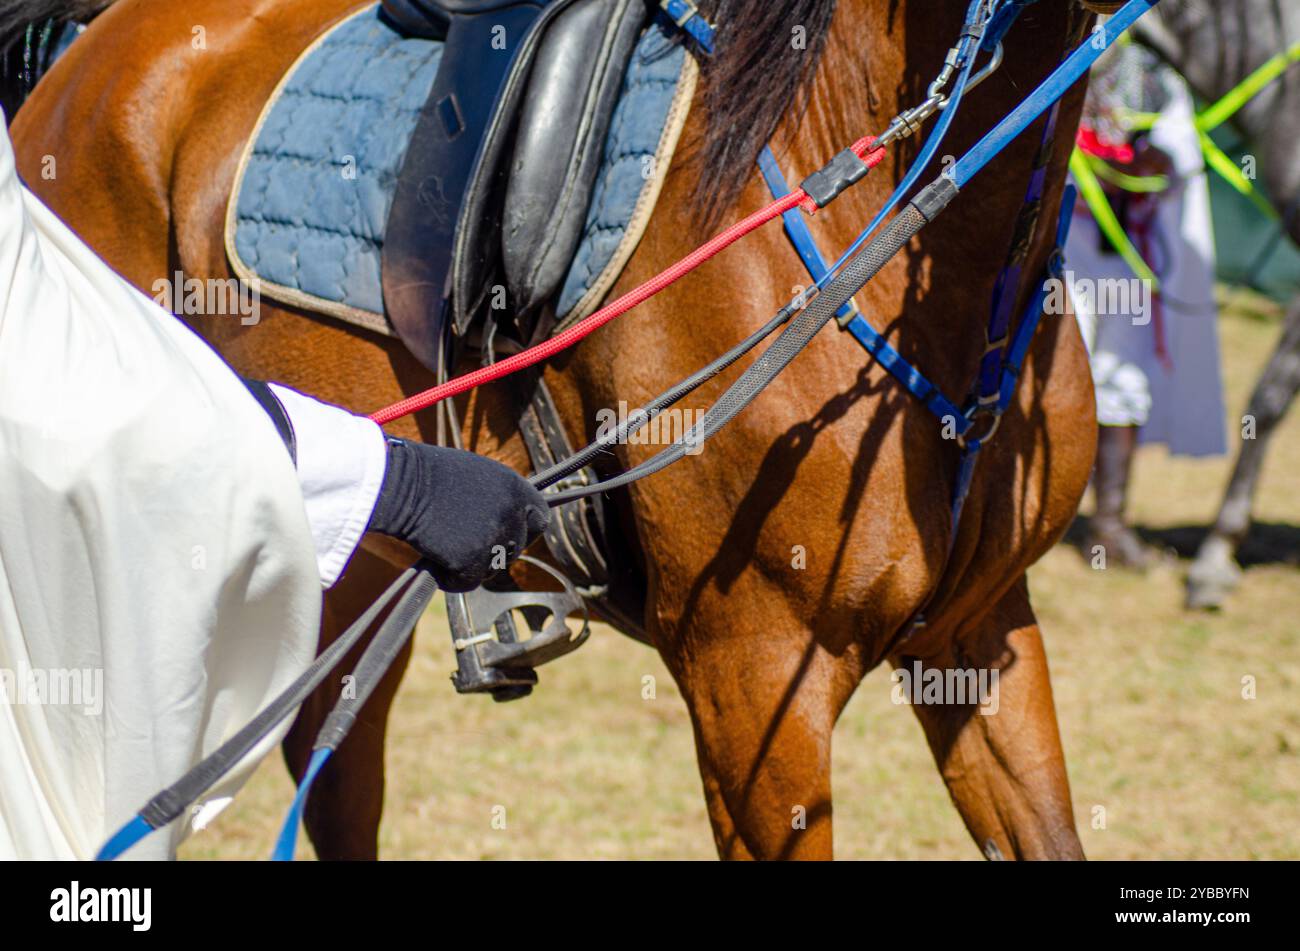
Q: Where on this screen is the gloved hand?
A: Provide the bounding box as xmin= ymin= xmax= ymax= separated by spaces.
xmin=366 ymin=437 xmax=550 ymax=591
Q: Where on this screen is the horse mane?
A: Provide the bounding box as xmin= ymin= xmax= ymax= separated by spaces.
xmin=0 ymin=0 xmax=110 ymax=121
xmin=689 ymin=0 xmax=839 ymax=227
xmin=0 ymin=0 xmax=104 ymax=54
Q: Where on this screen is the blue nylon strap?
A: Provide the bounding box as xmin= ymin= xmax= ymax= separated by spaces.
xmin=949 ymin=450 xmax=982 ymax=531
xmin=994 ymin=281 xmax=1053 ymax=409
xmin=821 ymin=0 xmax=988 ymax=284
xmin=975 ymin=90 xmax=1068 ymax=401
xmin=949 ymin=188 xmax=1077 ymax=531
xmin=271 ymin=746 xmax=332 ymax=861
xmin=997 ymin=186 xmax=1076 ymax=408
xmin=750 ymin=0 xmax=996 ymax=431
xmin=981 ymin=0 xmax=1036 ymax=52
xmin=757 ymin=146 xmax=969 ymax=431
xmin=658 ymin=0 xmax=715 ymax=53
xmin=94 ymin=814 xmax=154 ymax=862
xmin=953 ymin=0 xmax=1161 ymax=188
xmin=756 ymin=147 xmax=860 ymax=324
xmin=842 ymin=317 xmax=970 ymax=431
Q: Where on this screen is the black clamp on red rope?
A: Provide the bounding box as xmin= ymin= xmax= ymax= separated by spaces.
xmin=800 ymin=148 xmax=872 ymax=211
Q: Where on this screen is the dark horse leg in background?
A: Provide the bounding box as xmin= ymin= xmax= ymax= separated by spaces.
xmin=1187 ymin=293 xmax=1300 ymax=607
xmin=1137 ymin=0 xmax=1300 ymax=609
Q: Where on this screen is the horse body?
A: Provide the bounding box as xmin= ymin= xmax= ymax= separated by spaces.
xmin=1136 ymin=0 xmax=1300 ymax=609
xmin=13 ymin=0 xmax=1106 ymax=859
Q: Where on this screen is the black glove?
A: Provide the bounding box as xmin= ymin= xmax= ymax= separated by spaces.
xmin=366 ymin=437 xmax=550 ymax=591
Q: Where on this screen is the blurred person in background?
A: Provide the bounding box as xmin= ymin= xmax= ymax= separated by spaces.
xmin=1067 ymin=39 xmax=1227 ymax=568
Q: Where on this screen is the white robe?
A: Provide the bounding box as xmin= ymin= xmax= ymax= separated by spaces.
xmin=1067 ymin=76 xmax=1227 ymax=458
xmin=0 ymin=120 xmax=324 ymax=859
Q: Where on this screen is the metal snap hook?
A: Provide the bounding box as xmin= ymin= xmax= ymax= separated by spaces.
xmin=937 ymin=42 xmax=1004 ymax=111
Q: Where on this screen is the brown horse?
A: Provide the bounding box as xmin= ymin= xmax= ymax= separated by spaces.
xmin=12 ymin=0 xmax=1123 ymax=860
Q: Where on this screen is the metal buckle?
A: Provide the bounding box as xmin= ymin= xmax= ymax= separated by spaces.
xmin=665 ymin=0 xmax=701 ymax=28
xmin=835 ymin=298 xmax=863 ymax=329
xmin=1047 ymin=247 xmax=1066 ymax=278
xmin=937 ymin=43 xmax=1004 ymax=111
xmin=876 ymin=42 xmax=1004 ymax=149
xmin=956 ymin=405 xmax=1002 ymax=450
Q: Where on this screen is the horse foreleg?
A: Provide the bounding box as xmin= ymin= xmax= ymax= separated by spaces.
xmin=904 ymin=579 xmax=1083 ymax=860
xmin=1187 ymin=292 xmax=1300 ymax=610
xmin=668 ymin=592 xmax=850 ymax=860
xmin=280 ymin=541 xmax=413 ymax=860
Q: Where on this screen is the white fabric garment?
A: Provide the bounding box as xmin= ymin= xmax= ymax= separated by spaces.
xmin=270 ymin=384 xmax=386 ymax=588
xmin=1067 ymin=75 xmax=1227 ymax=457
xmin=0 ymin=119 xmax=324 ymax=859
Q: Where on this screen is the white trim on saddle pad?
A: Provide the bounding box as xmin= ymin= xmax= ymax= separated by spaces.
xmin=553 ymin=54 xmax=697 ymax=333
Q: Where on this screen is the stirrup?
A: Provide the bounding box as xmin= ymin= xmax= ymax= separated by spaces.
xmin=445 ymin=555 xmax=590 ymax=702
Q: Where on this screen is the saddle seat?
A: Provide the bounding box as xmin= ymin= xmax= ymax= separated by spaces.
xmin=380 ymin=0 xmax=651 ymax=369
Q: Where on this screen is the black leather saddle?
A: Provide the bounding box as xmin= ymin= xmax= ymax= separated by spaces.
xmin=380 ymin=0 xmax=650 ymax=369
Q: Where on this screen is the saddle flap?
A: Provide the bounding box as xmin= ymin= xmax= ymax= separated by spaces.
xmin=381 ymin=0 xmax=651 ymax=370
xmin=456 ymin=0 xmax=648 ymax=330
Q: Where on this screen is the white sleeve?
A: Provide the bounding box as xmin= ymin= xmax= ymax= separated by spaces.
xmin=268 ymin=384 xmax=388 ymax=588
xmin=1 ymin=118 xmax=323 ymax=858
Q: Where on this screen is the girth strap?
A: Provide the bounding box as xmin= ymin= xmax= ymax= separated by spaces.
xmin=948 ymin=186 xmax=1076 ymax=533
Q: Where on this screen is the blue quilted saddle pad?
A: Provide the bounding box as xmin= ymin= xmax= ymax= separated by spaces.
xmin=227 ymin=3 xmax=698 ymax=336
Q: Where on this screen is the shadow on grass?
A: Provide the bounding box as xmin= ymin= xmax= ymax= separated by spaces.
xmin=1062 ymin=516 xmax=1300 ymax=568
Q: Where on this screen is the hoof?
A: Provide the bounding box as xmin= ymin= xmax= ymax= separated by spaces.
xmin=1185 ymin=548 xmax=1242 ymax=612
xmin=1184 ymin=580 xmax=1226 ymax=612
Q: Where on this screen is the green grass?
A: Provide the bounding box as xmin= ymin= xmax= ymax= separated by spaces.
xmin=180 ymin=296 xmax=1300 ymax=860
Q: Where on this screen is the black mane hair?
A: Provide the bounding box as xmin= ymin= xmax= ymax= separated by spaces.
xmin=688 ymin=0 xmax=839 ymax=226
xmin=0 ymin=1 xmax=105 ymax=121
xmin=0 ymin=0 xmax=98 ymax=55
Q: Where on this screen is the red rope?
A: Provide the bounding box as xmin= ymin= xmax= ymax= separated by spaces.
xmin=370 ymin=140 xmax=886 ymax=425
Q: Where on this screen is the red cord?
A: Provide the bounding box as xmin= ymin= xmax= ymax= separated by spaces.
xmin=370 ymin=139 xmax=887 ymax=425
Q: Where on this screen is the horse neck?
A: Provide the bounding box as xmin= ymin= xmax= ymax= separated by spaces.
xmin=742 ymin=0 xmax=1088 ymax=392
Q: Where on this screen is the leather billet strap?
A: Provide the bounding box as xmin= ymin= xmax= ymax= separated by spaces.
xmin=241 ymin=377 xmax=297 ymax=465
